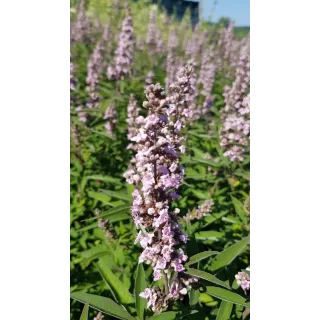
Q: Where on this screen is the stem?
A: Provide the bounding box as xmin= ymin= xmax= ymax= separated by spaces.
xmin=164 ymin=273 xmax=169 ymax=295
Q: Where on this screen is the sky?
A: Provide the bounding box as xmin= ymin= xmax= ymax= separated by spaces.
xmin=196 ymin=0 xmax=250 ymax=26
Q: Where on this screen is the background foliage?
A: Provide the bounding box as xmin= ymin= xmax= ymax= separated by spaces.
xmin=70 ymin=0 xmax=250 ymax=319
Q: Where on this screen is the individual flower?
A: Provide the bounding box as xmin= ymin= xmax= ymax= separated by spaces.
xmin=93 ymin=312 xmax=104 ymax=320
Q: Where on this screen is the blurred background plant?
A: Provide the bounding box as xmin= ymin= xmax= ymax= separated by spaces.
xmin=70 ymin=0 xmax=250 ymax=319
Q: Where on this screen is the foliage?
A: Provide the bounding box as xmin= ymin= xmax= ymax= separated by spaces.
xmin=70 ymin=0 xmax=250 ymax=319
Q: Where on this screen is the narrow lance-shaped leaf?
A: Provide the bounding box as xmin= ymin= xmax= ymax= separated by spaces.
xmin=231 ymin=195 xmax=248 ymax=224
xmin=100 ymin=189 xmax=131 ymax=202
xmin=206 ymin=286 xmax=250 ymax=308
xmin=210 ymin=236 xmax=250 ymax=272
xmin=79 ymin=302 xmax=89 ymax=320
xmin=71 ymin=292 xmax=135 ymax=320
xmin=82 ymin=204 xmax=130 ymax=222
xmin=185 ymin=268 xmax=231 ymax=289
xmin=96 ymin=257 xmax=135 ymax=305
xmin=88 ymin=191 xmax=112 ymax=204
xmin=195 ymin=231 xmax=223 ymax=241
xmin=216 ymin=301 xmax=233 ymax=320
xmin=185 ymin=251 xmax=219 ymax=267
xmin=85 ymin=175 xmax=122 ymax=185
xmin=135 ymin=263 xmax=146 ymax=320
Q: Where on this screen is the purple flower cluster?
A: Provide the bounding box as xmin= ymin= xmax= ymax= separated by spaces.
xmin=146 ymin=9 xmax=165 ymax=57
xmin=71 ymin=0 xmax=90 ymax=43
xmin=216 ymin=22 xmax=234 ymax=69
xmin=104 ymin=104 xmax=117 ymax=137
xmin=107 ymin=10 xmax=134 ymax=80
xmin=185 ymin=25 xmax=207 ymax=61
xmin=166 ymin=64 xmax=196 ymax=125
xmin=76 ymin=105 xmax=87 ymax=123
xmin=183 ymin=199 xmax=214 ymax=221
xmin=220 ymin=45 xmax=250 ymax=162
xmin=70 ymin=55 xmax=77 ymax=106
xmin=86 ymin=39 xmax=103 ymax=108
xmin=145 ymin=71 xmax=154 ymax=88
xmin=235 ymin=271 xmax=250 ymax=294
xmin=125 ymin=68 xmax=197 ymax=312
xmin=126 ymin=94 xmax=141 ymax=149
xmin=85 ymin=22 xmax=112 ymax=110
xmin=198 ymin=45 xmax=216 ymax=98
xmin=165 ymin=30 xmax=180 ymax=93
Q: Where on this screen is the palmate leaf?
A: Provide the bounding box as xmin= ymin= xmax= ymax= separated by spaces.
xmin=135 ymin=263 xmax=146 ymax=320
xmin=79 ymin=302 xmax=89 ymax=320
xmin=185 ymin=251 xmax=219 ymax=267
xmin=216 ymin=301 xmax=233 ymax=320
xmin=71 ymin=292 xmax=135 ymax=320
xmin=185 ymin=268 xmax=230 ymax=289
xmin=209 ymin=236 xmax=250 ymax=273
xmin=206 ymin=286 xmax=250 ymax=308
xmin=96 ymin=257 xmax=135 ymax=305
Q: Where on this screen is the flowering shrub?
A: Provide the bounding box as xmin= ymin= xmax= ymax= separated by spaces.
xmin=70 ymin=2 xmax=250 ymax=319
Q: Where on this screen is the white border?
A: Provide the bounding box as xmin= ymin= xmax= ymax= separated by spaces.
xmin=251 ymin=0 xmax=320 ymax=318
xmin=0 ymin=0 xmax=69 ymax=318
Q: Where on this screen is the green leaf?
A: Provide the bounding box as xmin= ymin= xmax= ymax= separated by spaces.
xmin=100 ymin=189 xmax=131 ymax=202
xmin=195 ymin=231 xmax=223 ymax=241
xmin=199 ymin=211 xmax=228 ymax=229
xmin=148 ymin=311 xmax=178 ymax=320
xmin=88 ymin=191 xmax=112 ymax=204
xmin=148 ymin=310 xmax=199 ymax=320
xmin=192 ymin=157 xmax=222 ymax=168
xmin=79 ymin=244 xmax=110 ymax=263
xmin=82 ymin=205 xmax=130 ymax=222
xmin=86 ymin=175 xmax=122 ymax=185
xmin=79 ymin=302 xmax=89 ymax=320
xmin=96 ymin=257 xmax=134 ymax=305
xmin=107 ymin=212 xmax=131 ymax=222
xmin=231 ymin=196 xmax=248 ymax=224
xmin=221 ymin=216 xmax=242 ymax=225
xmin=206 ymin=286 xmax=250 ymax=308
xmin=185 ymin=268 xmax=230 ymax=289
xmin=135 ymin=264 xmax=146 ymax=320
xmin=216 ymin=301 xmax=233 ymax=320
xmin=190 ymin=189 xmax=210 ymax=200
xmin=185 ymin=251 xmax=219 ymax=267
xmin=71 ymin=292 xmax=135 ymax=320
xmin=189 ymin=288 xmax=200 ymax=307
xmin=210 ymin=236 xmax=250 ymax=272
